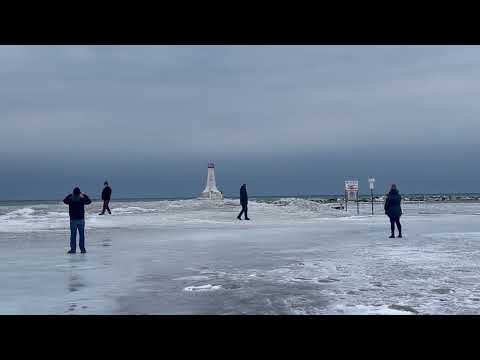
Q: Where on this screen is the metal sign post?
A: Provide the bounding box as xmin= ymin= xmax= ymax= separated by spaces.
xmin=368 ymin=178 xmax=375 ymax=215
xmin=370 ymin=188 xmax=374 ymax=214
xmin=356 ymin=192 xmax=359 ymax=215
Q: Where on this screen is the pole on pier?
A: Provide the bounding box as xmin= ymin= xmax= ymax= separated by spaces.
xmin=345 ymin=190 xmax=347 ymax=211
xmin=368 ymin=178 xmax=375 ymax=216
xmin=371 ymin=189 xmax=374 ymax=215
xmin=356 ymin=192 xmax=359 ymax=215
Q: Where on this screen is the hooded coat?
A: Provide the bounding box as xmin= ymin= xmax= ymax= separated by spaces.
xmin=101 ymin=186 xmax=112 ymax=201
xmin=384 ymin=189 xmax=402 ymax=218
xmin=240 ymin=185 xmax=248 ymax=206
xmin=64 ymin=193 xmax=92 ymax=220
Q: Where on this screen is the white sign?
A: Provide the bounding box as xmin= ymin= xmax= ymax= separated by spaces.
xmin=368 ymin=178 xmax=375 ymax=190
xmin=345 ymin=180 xmax=359 ymax=201
xmin=345 ymin=180 xmax=359 ymax=192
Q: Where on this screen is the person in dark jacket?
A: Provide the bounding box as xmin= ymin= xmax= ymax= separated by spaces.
xmin=64 ymin=187 xmax=92 ymax=254
xmin=237 ymin=184 xmax=250 ymax=220
xmin=384 ymin=184 xmax=402 ymax=238
xmin=99 ymin=181 xmax=112 ymax=215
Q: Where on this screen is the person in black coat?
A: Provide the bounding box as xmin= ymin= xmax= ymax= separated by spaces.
xmin=64 ymin=187 xmax=92 ymax=254
xmin=237 ymin=184 xmax=250 ymax=220
xmin=99 ymin=181 xmax=112 ymax=215
xmin=384 ymin=184 xmax=402 ymax=238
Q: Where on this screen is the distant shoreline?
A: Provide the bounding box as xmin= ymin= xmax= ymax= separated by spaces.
xmin=2 ymin=193 xmax=480 ymax=204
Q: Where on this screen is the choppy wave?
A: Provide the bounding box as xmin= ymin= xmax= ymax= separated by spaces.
xmin=3 ymin=208 xmax=36 ymax=217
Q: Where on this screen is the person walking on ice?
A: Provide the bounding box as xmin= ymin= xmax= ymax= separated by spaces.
xmin=384 ymin=184 xmax=402 ymax=238
xmin=99 ymin=181 xmax=112 ymax=215
xmin=64 ymin=187 xmax=92 ymax=254
xmin=237 ymin=184 xmax=250 ymax=220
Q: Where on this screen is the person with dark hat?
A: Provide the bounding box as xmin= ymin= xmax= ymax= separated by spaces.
xmin=237 ymin=184 xmax=250 ymax=220
xmin=384 ymin=184 xmax=403 ymax=238
xmin=99 ymin=181 xmax=112 ymax=215
xmin=63 ymin=187 xmax=92 ymax=254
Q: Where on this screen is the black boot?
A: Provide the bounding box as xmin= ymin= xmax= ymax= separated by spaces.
xmin=389 ymin=234 xmax=395 ymax=238
xmin=398 ymin=233 xmax=402 ymax=238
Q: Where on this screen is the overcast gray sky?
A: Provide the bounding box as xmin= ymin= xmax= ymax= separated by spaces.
xmin=0 ymin=45 xmax=479 ymax=199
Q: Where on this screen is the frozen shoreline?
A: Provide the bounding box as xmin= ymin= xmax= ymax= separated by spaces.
xmin=1 ymin=199 xmax=480 ymax=314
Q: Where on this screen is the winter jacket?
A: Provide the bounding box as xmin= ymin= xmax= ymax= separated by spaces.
xmin=64 ymin=193 xmax=92 ymax=220
xmin=240 ymin=185 xmax=248 ymax=205
xmin=384 ymin=190 xmax=402 ymax=218
xmin=101 ymin=186 xmax=112 ymax=201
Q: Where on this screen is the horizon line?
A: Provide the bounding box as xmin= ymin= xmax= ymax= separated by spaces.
xmin=1 ymin=192 xmax=480 ymax=202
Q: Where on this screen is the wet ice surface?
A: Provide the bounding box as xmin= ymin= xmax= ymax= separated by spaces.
xmin=2 ymin=198 xmax=480 ymax=314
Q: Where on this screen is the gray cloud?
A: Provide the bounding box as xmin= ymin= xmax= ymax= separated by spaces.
xmin=0 ymin=45 xmax=479 ymax=199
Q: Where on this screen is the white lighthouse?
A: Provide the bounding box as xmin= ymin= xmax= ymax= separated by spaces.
xmin=200 ymin=163 xmax=224 ymax=200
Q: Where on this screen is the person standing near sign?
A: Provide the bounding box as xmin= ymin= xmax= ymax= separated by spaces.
xmin=384 ymin=184 xmax=402 ymax=238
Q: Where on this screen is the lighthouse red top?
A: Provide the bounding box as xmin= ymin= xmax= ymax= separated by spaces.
xmin=208 ymin=163 xmax=215 ymax=168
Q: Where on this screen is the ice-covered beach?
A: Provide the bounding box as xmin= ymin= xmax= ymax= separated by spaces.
xmin=2 ymin=198 xmax=480 ymax=315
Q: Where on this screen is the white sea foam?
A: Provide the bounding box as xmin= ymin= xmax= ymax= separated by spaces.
xmin=110 ymin=207 xmax=158 ymax=214
xmin=2 ymin=199 xmax=480 ymax=234
xmin=333 ymin=304 xmax=414 ymax=315
xmin=184 ymin=284 xmax=222 ymax=292
xmin=3 ymin=208 xmax=36 ymax=217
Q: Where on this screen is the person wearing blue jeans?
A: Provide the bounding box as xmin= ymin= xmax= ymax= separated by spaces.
xmin=64 ymin=187 xmax=92 ymax=254
xmin=70 ymin=220 xmax=86 ymax=253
